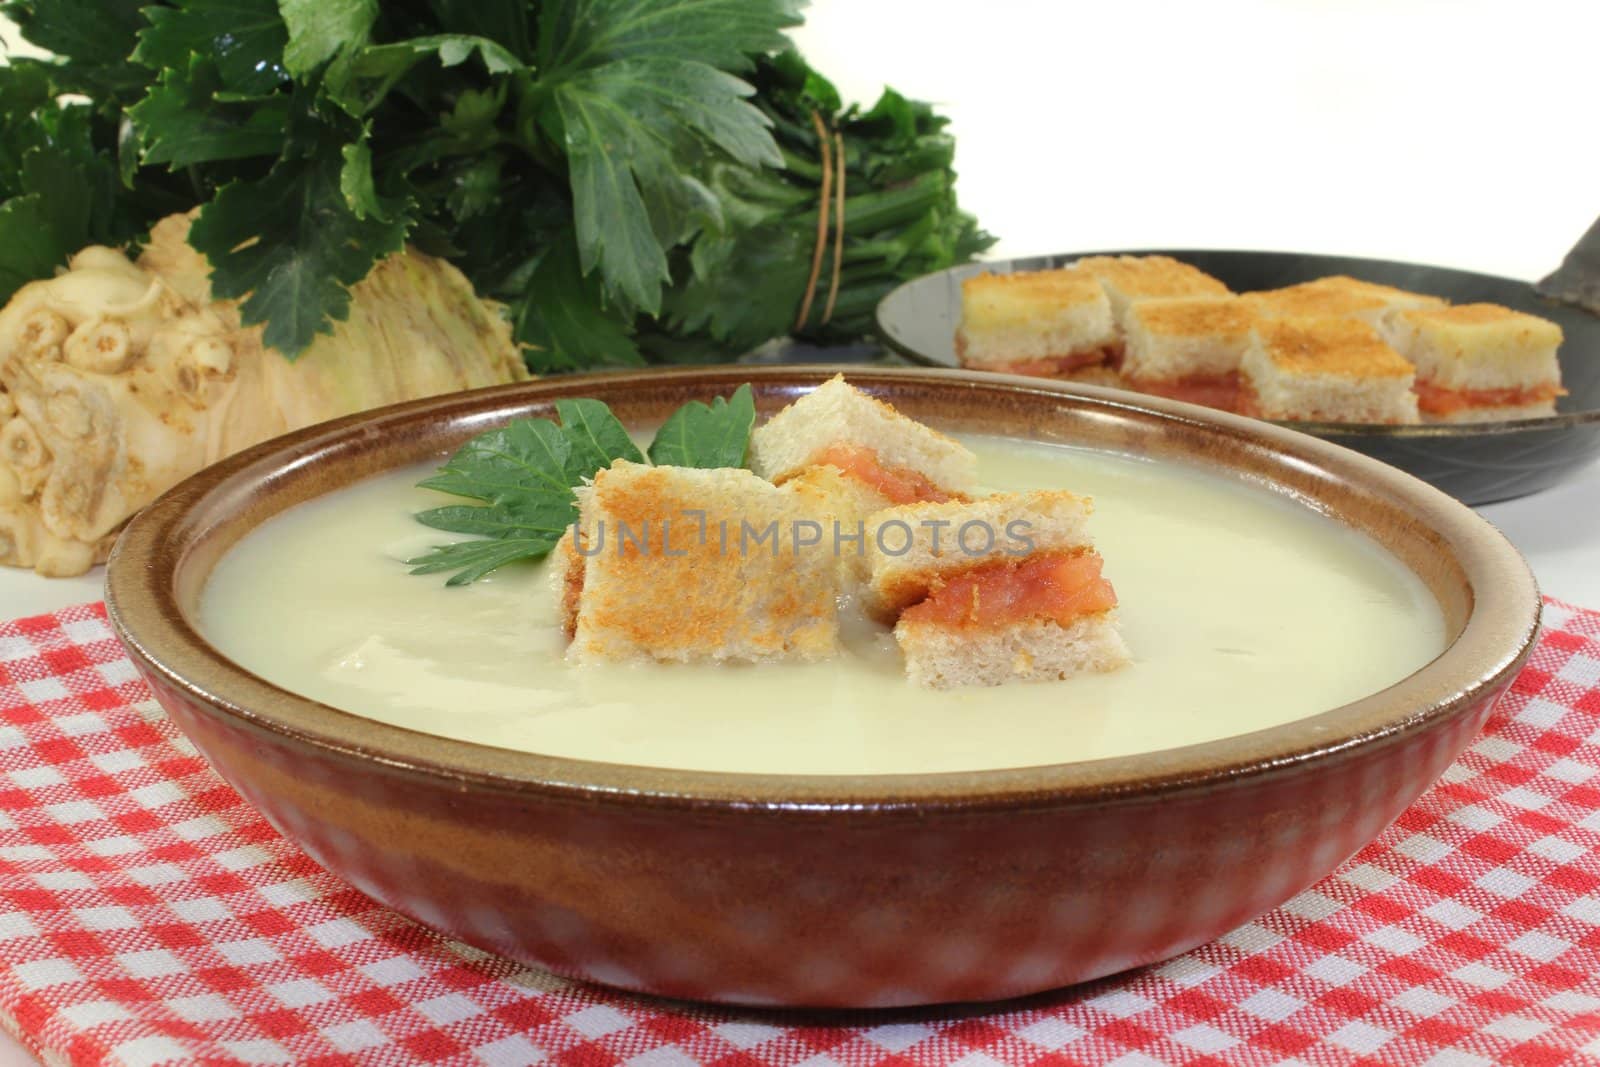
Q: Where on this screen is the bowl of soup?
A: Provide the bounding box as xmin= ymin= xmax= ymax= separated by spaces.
xmin=104 ymin=366 xmax=1540 ymax=1008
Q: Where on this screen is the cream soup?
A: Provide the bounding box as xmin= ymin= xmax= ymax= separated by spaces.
xmin=199 ymin=436 xmax=1447 ymax=774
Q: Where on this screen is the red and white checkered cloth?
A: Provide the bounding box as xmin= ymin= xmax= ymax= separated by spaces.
xmin=2 ymin=602 xmax=1600 ymax=1067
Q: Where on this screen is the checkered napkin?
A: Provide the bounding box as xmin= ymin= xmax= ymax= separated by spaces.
xmin=3 ymin=603 xmax=1600 ymax=1067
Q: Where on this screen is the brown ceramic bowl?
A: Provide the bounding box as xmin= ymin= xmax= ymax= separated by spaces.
xmin=105 ymin=367 xmax=1540 ymax=1009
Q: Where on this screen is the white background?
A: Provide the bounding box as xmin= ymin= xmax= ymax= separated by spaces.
xmin=2 ymin=2 xmax=1600 ymax=1061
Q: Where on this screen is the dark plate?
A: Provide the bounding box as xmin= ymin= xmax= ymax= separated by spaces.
xmin=876 ymin=250 xmax=1600 ymax=505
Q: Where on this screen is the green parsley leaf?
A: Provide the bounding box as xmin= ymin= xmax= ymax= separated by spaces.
xmin=0 ymin=103 xmax=120 ymax=301
xmin=187 ymin=147 xmax=410 ymax=356
xmin=4 ymin=0 xmax=145 ymax=67
xmin=410 ymin=387 xmax=753 ymax=585
xmin=417 ymin=417 xmax=578 ymax=505
xmin=534 ymin=0 xmax=801 ymax=316
xmin=646 ymin=383 xmax=755 ymax=468
xmin=0 ymin=194 xmax=73 ymax=300
xmin=130 ymin=59 xmax=291 ymax=167
xmin=555 ymin=398 xmax=646 ymax=474
xmin=408 ymin=405 xmax=631 ymax=585
xmin=133 ymin=0 xmax=289 ymax=97
xmin=405 ymin=537 xmax=557 ymax=587
xmin=515 ymin=231 xmax=647 ymax=373
xmin=323 ymin=34 xmax=523 ymax=117
xmin=279 ymin=0 xmax=376 ymax=76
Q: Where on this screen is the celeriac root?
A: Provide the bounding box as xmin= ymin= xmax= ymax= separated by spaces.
xmin=0 ymin=212 xmax=530 ymax=577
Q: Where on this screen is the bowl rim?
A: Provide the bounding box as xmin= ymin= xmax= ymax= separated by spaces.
xmin=876 ymin=248 xmax=1600 ymax=435
xmin=105 ymin=365 xmax=1542 ymax=814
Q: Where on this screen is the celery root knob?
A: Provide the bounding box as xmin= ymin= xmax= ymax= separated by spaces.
xmin=18 ymin=310 xmax=68 ymax=361
xmin=1 ymin=417 xmax=52 ymax=496
xmin=65 ymin=319 xmax=135 ymax=374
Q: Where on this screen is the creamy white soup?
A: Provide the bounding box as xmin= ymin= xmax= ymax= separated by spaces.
xmin=200 ymin=436 xmax=1447 ymax=774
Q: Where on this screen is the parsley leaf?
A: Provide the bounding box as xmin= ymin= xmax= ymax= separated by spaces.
xmin=129 ymin=60 xmax=291 ymax=167
xmin=405 ymin=537 xmax=557 ymax=587
xmin=534 ymin=0 xmax=801 ymax=316
xmin=410 ymin=387 xmax=753 ymax=585
xmin=278 ymin=0 xmax=376 ymax=76
xmin=0 ymin=101 xmax=122 ymax=301
xmin=0 ymin=194 xmax=73 ymax=299
xmin=646 ymin=383 xmax=755 ymax=468
xmin=133 ymin=0 xmax=289 ymax=97
xmin=407 ymin=402 xmax=636 ymax=585
xmin=187 ymin=147 xmax=410 ymax=356
xmin=556 ymin=398 xmax=646 ymax=474
xmin=4 ymin=0 xmax=145 ymax=68
xmin=514 ymin=230 xmax=648 ymax=372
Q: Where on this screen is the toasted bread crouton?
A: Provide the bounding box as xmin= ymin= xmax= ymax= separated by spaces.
xmin=955 ymin=268 xmax=1120 ymax=375
xmin=1386 ymin=303 xmax=1564 ymax=422
xmin=1070 ymin=255 xmax=1230 ymax=331
xmin=749 ymin=375 xmax=977 ymax=506
xmin=1121 ymin=296 xmax=1255 ymax=410
xmin=864 ymin=490 xmax=1095 ymax=621
xmin=1311 ymin=275 xmax=1447 ymax=314
xmin=1241 ymin=317 xmax=1418 ymax=423
xmin=1242 ymin=276 xmax=1445 ymax=332
xmin=563 ymin=460 xmax=839 ymax=664
xmin=864 ymin=490 xmax=1128 ymax=689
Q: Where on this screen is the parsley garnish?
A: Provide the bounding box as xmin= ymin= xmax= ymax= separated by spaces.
xmin=407 ymin=385 xmax=754 ymax=585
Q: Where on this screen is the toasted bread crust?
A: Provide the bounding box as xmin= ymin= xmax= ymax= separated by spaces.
xmin=1251 ymin=317 xmax=1414 ymax=379
xmin=566 ymin=461 xmax=839 ymax=664
xmin=1071 ymin=255 xmax=1231 ymax=303
xmin=957 ymin=269 xmax=1119 ymax=367
xmin=1122 ymin=296 xmax=1254 ymax=382
xmin=750 ymin=375 xmax=977 ymax=493
xmin=1128 ymin=296 xmax=1255 ymax=339
xmin=1241 ymin=317 xmax=1418 ymax=423
xmin=1242 ymin=283 xmax=1389 ymax=323
xmin=961 ymin=267 xmax=1106 ymax=310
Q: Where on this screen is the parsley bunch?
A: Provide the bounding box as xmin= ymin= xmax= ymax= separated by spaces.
xmin=0 ymin=1 xmax=990 ymax=369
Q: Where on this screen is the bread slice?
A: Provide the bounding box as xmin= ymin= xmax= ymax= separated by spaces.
xmin=777 ymin=463 xmax=885 ymax=583
xmin=1241 ymin=316 xmax=1419 ymax=423
xmin=1070 ymin=255 xmax=1231 ymax=331
xmin=749 ymin=374 xmax=978 ymax=501
xmin=898 ymin=614 xmax=1130 ymax=690
xmin=1386 ymin=303 xmax=1564 ymax=421
xmin=551 ymin=528 xmax=584 ymax=639
xmin=1121 ymin=296 xmax=1255 ymax=410
xmin=1242 ymin=276 xmax=1445 ymax=331
xmin=1312 ymin=275 xmax=1447 ymax=314
xmin=562 ymin=460 xmax=838 ymax=664
xmin=865 ymin=490 xmax=1095 ymax=620
xmin=955 ymin=268 xmax=1119 ymax=374
xmin=864 ymin=491 xmax=1129 ymax=689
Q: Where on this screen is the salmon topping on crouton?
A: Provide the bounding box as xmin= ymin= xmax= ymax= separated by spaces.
xmin=1413 ymin=381 xmax=1564 ymax=416
xmin=900 ymin=551 xmax=1117 ymax=631
xmin=813 ymin=442 xmax=965 ymax=506
xmin=988 ymin=347 xmax=1123 ymax=378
